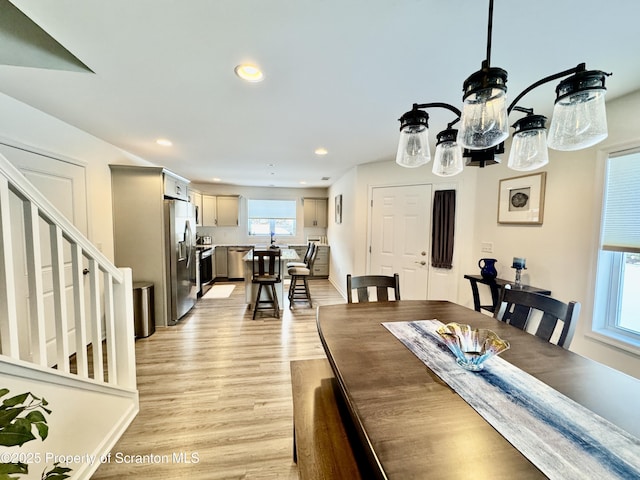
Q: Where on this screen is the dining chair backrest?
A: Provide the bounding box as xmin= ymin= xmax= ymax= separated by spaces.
xmin=346 ymin=274 xmax=401 ymax=303
xmin=252 ymin=248 xmax=281 ymax=282
xmin=494 ymin=288 xmax=580 ymax=348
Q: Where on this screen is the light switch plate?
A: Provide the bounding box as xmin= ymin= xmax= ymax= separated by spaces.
xmin=481 ymin=242 xmax=493 ymax=253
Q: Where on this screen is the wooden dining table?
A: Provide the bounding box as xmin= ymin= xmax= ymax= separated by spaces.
xmin=316 ymin=300 xmax=640 ymax=480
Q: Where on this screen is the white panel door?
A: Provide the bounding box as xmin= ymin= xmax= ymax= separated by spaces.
xmin=2 ymin=143 xmax=88 ymax=364
xmin=370 ymin=184 xmax=432 ymax=300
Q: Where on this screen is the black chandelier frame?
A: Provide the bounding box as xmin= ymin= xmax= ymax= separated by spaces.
xmin=398 ymin=0 xmax=611 ymax=168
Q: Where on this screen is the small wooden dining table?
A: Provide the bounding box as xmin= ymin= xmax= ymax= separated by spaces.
xmin=316 ymin=300 xmax=640 ymax=480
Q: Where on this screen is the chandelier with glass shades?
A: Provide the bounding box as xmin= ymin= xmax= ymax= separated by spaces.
xmin=396 ymin=0 xmax=611 ymax=176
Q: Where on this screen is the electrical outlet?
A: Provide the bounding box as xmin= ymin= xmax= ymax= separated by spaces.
xmin=481 ymin=242 xmax=493 ymax=253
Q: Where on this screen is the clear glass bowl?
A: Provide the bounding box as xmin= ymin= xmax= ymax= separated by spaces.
xmin=436 ymin=323 xmax=510 ymax=371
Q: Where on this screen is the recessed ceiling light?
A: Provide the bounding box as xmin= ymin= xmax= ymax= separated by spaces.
xmin=213 ymin=177 xmax=221 ymax=182
xmin=299 ymin=181 xmax=307 ymax=185
xmin=156 ymin=138 xmax=172 ymax=147
xmin=234 ymin=64 xmax=264 ymax=83
xmin=314 ymin=147 xmax=328 ymax=156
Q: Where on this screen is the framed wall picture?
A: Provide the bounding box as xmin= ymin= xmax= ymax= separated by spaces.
xmin=498 ymin=172 xmax=546 ymax=225
xmin=335 ymin=194 xmax=342 ymax=224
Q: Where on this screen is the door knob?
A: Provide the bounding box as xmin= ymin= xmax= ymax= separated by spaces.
xmin=415 ymin=261 xmax=426 ymax=266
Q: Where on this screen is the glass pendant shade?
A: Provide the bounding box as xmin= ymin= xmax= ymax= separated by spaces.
xmin=396 ymin=109 xmax=431 ymax=168
xmin=508 ymin=115 xmax=549 ymax=171
xmin=547 ymin=70 xmax=608 ymax=151
xmin=432 ymin=129 xmax=464 ymax=176
xmin=458 ymin=67 xmax=509 ymax=150
xmin=396 ymin=125 xmax=431 ymax=167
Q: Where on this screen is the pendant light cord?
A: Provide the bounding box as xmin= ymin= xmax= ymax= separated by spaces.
xmin=485 ymin=0 xmax=494 ymax=68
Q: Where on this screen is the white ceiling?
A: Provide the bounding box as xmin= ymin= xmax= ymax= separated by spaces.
xmin=2 ymin=0 xmax=640 ymax=188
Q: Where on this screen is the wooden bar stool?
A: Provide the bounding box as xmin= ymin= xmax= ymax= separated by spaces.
xmin=252 ymin=248 xmax=281 ymax=319
xmin=288 ymin=242 xmax=314 ymax=269
xmin=288 ymin=245 xmax=318 ymax=309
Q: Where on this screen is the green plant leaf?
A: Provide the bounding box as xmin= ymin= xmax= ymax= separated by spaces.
xmin=0 ymin=407 xmax=25 ymax=428
xmin=0 ymin=388 xmax=9 ymax=399
xmin=41 ymin=462 xmax=72 ymax=480
xmin=0 ymin=461 xmax=28 ymax=474
xmin=25 ymin=411 xmax=47 ymax=424
xmin=35 ymin=422 xmax=49 ymax=441
xmin=2 ymin=393 xmax=29 ymax=408
xmin=0 ymin=421 xmax=36 ymax=446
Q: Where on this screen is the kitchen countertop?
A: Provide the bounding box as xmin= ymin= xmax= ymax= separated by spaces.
xmin=242 ymin=248 xmax=299 ymax=261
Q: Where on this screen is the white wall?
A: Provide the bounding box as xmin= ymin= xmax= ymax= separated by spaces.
xmin=0 ymin=92 xmax=152 ymax=262
xmin=471 ymin=90 xmax=640 ymax=379
xmin=328 ymin=159 xmax=479 ymax=303
xmin=327 ymin=167 xmax=358 ymax=296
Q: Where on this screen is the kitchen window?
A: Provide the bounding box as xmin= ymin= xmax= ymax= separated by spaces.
xmin=247 ymin=199 xmax=296 ymax=236
xmin=593 ymin=149 xmax=640 ymax=350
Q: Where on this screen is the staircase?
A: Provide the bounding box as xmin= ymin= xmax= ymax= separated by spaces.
xmin=0 ymin=153 xmax=138 ymax=479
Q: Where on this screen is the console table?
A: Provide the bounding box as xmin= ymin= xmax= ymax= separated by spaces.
xmin=464 ymin=274 xmax=551 ymax=313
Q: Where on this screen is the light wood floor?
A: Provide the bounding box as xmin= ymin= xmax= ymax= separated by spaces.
xmin=92 ymin=279 xmax=345 ymax=480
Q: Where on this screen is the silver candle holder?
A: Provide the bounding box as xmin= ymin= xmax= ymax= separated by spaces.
xmin=511 ymin=257 xmax=526 ymax=287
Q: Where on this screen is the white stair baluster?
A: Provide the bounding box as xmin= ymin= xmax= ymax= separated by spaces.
xmin=0 ymin=176 xmax=19 ymax=358
xmin=23 ymin=201 xmax=47 ymax=366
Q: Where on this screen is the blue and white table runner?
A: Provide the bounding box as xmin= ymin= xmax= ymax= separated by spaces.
xmin=383 ymin=320 xmax=640 ymax=480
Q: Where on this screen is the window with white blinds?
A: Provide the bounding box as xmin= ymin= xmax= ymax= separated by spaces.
xmin=247 ymin=199 xmax=296 ymax=236
xmin=601 ymin=150 xmax=640 ymax=253
xmin=593 ymin=148 xmax=640 ymax=350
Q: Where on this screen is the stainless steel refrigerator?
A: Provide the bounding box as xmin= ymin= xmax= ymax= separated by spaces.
xmin=164 ymin=198 xmax=197 ymax=324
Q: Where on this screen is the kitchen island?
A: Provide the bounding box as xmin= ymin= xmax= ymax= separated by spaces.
xmin=243 ymin=248 xmax=299 ymax=309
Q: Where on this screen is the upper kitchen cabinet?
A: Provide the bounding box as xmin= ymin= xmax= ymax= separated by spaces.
xmin=188 ymin=188 xmax=203 ymax=226
xmin=202 ymin=195 xmax=239 ymax=226
xmin=202 ymin=195 xmax=217 ymax=226
xmin=163 ymin=170 xmax=189 ymax=201
xmin=303 ymin=197 xmax=328 ymax=228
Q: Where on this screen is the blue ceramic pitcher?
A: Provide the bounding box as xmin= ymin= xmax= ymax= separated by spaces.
xmin=478 ymin=258 xmax=498 ymax=279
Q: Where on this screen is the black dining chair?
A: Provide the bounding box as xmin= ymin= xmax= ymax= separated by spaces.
xmin=494 ymin=288 xmax=580 ymax=349
xmin=252 ymin=248 xmax=282 ymax=319
xmin=346 ymin=274 xmax=400 ymax=303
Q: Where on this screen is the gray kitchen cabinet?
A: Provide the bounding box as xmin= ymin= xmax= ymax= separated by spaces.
xmin=303 ymin=198 xmax=328 ymax=228
xmin=202 ymin=195 xmax=239 ymax=226
xmin=215 ymin=246 xmax=228 ymax=277
xmin=312 ymin=245 xmax=330 ymax=277
xmin=217 ymin=196 xmax=239 ymax=226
